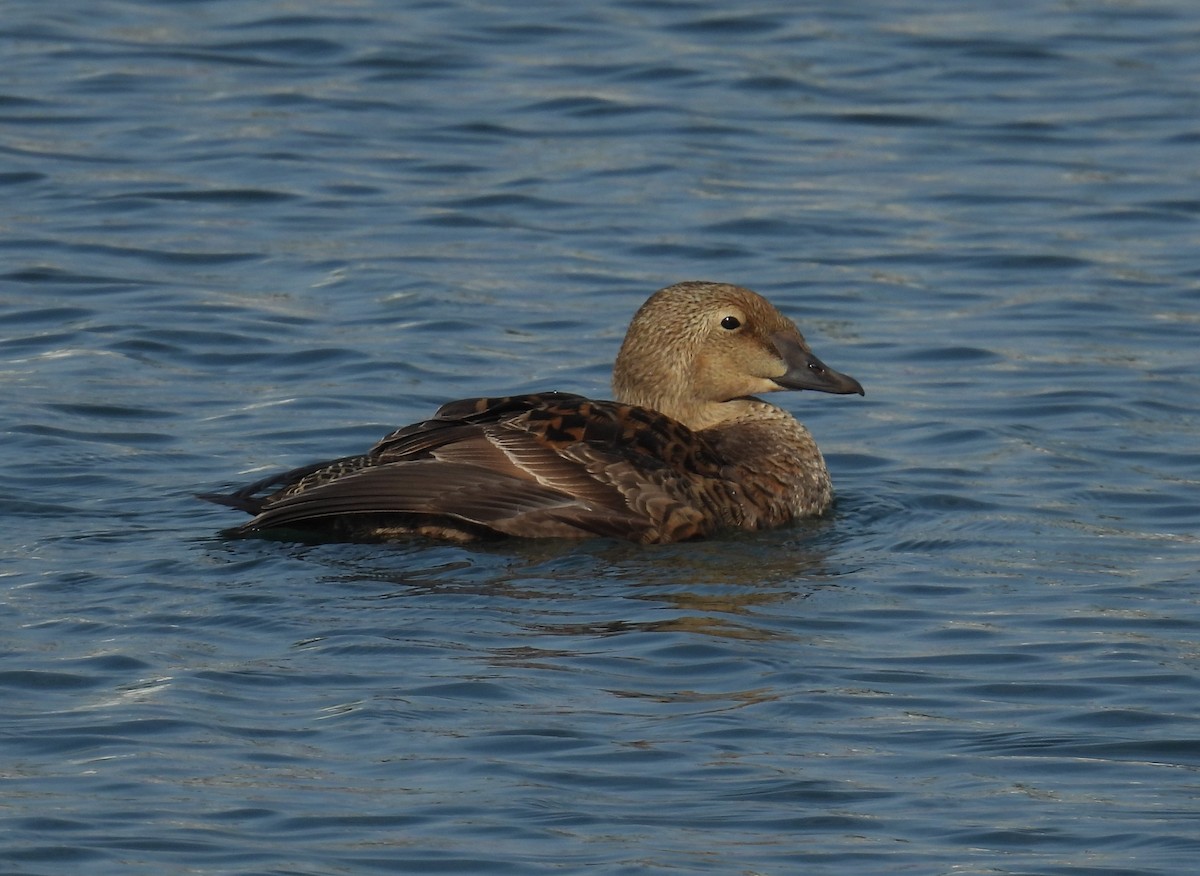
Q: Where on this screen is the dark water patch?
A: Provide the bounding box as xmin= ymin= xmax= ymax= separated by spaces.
xmin=0 ymin=306 xmax=94 ymax=327
xmin=667 ymin=14 xmax=786 ymax=36
xmin=906 ymin=649 xmax=1047 ymax=670
xmin=0 ymin=670 xmax=101 ymax=691
xmin=273 ymin=811 xmax=434 ymax=834
xmin=417 ymin=212 xmax=507 ymax=228
xmin=43 ymin=402 xmax=175 ymax=421
xmin=107 ymin=188 xmax=298 ymax=204
xmin=928 ymin=188 xmax=1079 ymax=207
xmin=1002 ymin=399 xmax=1137 ymax=423
xmin=10 ymin=423 xmax=177 ymax=447
xmin=611 ymin=63 xmax=702 ymax=84
xmin=207 ymin=38 xmax=347 ymax=60
xmin=0 ymin=497 xmax=82 ymax=517
xmin=0 ymin=110 xmax=112 ymax=127
xmin=520 ymin=317 xmax=593 ymax=332
xmin=319 ymin=182 xmax=386 ymax=198
xmin=672 ymin=120 xmax=745 ymax=136
xmin=225 ymin=14 xmax=377 ymax=32
xmin=971 ymin=125 xmax=1092 ymax=149
xmin=735 ymin=74 xmax=821 ymax=93
xmin=1165 ymin=128 xmax=1200 ymax=144
xmin=271 ymin=347 xmax=371 ymax=368
xmin=905 ymin=492 xmax=1000 ymax=513
xmin=1055 ymin=708 xmax=1178 ymax=730
xmin=352 ymin=50 xmax=481 ymax=81
xmin=485 ymin=22 xmax=584 ymax=40
xmin=895 ymin=345 xmax=1000 ymax=363
xmin=958 ymin=681 xmax=1104 ymax=701
xmin=966 ymin=252 xmax=1094 ymax=271
xmin=110 ymin=326 xmax=278 ymax=350
xmin=828 ymin=452 xmax=895 ymax=472
xmin=905 ymin=36 xmax=1067 ymax=64
xmin=66 ymin=71 xmax=174 ymax=95
xmin=0 ymin=266 xmax=149 ymax=286
xmin=828 ymin=111 xmax=948 ymax=127
xmin=0 ymin=94 xmax=46 ymax=109
xmin=703 ymin=216 xmax=882 ymax=238
xmin=105 ymin=336 xmax=188 ymax=358
xmin=13 ymin=816 xmax=93 ymax=835
xmin=119 ymin=47 xmax=299 ymax=71
xmin=53 ymin=243 xmax=261 ymax=266
xmin=628 ymin=241 xmax=748 ymax=260
xmin=1080 ymin=207 xmax=1196 ymax=225
xmin=721 ymin=778 xmax=894 ymax=805
xmin=1 ymin=844 xmax=108 ymax=865
xmin=415 ymin=160 xmax=489 ymax=175
xmin=0 ymin=170 xmax=46 ymax=185
xmin=521 ymin=96 xmax=661 ymax=118
xmin=441 ymin=192 xmax=570 ymax=211
xmin=962 ymin=732 xmax=1200 ymax=768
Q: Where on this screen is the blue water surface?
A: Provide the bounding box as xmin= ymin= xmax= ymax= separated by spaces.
xmin=3 ymin=1 xmax=1199 ymax=874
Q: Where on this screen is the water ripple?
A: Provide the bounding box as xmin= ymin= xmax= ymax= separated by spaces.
xmin=3 ymin=1 xmax=1200 ymax=875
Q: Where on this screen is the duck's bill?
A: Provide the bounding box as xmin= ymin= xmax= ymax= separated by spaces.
xmin=772 ymin=333 xmax=865 ymax=396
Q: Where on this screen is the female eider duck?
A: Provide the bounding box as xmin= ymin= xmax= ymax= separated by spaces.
xmin=202 ymin=281 xmax=863 ymax=544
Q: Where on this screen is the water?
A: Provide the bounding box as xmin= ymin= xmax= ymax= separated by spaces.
xmin=3 ymin=1 xmax=1199 ymax=873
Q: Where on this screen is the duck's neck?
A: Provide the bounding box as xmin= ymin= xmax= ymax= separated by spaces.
xmin=645 ymin=395 xmax=779 ymax=434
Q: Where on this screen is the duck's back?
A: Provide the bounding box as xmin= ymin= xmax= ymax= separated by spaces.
xmin=205 ymin=392 xmax=790 ymax=544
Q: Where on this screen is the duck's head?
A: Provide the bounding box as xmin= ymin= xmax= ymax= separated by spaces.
xmin=612 ymin=281 xmax=864 ymax=430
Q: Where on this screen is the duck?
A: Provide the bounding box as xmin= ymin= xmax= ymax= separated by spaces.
xmin=201 ymin=281 xmax=863 ymax=544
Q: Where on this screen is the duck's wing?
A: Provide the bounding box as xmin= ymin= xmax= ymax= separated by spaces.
xmin=209 ymin=393 xmax=732 ymax=543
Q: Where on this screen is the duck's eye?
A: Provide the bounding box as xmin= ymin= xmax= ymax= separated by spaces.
xmin=720 ymin=315 xmax=741 ymax=330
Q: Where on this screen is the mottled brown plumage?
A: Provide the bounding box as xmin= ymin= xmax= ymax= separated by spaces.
xmin=201 ymin=281 xmax=863 ymax=543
